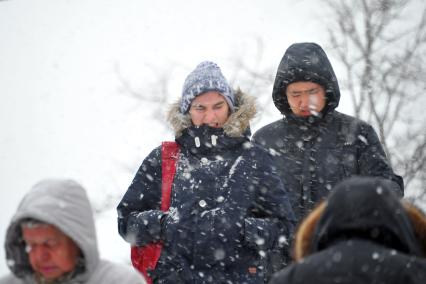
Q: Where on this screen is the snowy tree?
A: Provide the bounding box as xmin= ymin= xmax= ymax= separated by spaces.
xmin=322 ymin=0 xmax=426 ymax=202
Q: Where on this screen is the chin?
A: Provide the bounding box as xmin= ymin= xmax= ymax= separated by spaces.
xmin=297 ymin=113 xmax=312 ymax=117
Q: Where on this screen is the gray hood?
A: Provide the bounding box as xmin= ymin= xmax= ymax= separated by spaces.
xmin=4 ymin=179 xmax=99 ymax=282
xmin=166 ymin=89 xmax=257 ymax=138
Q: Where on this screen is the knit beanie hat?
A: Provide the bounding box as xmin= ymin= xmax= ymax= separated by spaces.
xmin=180 ymin=61 xmax=235 ymax=114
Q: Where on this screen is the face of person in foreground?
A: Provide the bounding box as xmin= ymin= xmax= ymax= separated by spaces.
xmin=286 ymin=81 xmax=326 ymax=117
xmin=22 ymin=223 xmax=80 ymax=281
xmin=189 ymin=91 xmax=231 ymax=128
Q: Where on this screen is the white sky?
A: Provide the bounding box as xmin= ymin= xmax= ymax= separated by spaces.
xmin=0 ymin=0 xmax=355 ymax=275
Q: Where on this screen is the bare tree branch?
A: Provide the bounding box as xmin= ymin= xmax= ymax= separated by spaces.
xmin=323 ymin=0 xmax=426 ymax=198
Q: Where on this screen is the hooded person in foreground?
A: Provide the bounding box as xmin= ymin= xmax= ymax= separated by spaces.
xmin=252 ymin=42 xmax=403 ymax=224
xmin=0 ymin=179 xmax=146 ymax=284
xmin=269 ymin=176 xmax=426 ymax=284
xmin=117 ymin=61 xmax=295 ymax=283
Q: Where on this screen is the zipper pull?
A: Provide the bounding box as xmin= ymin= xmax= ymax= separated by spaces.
xmin=195 ymin=137 xmax=201 ymax=148
xmin=211 ymin=135 xmax=218 ymax=146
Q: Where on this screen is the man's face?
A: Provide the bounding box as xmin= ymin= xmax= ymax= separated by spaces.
xmin=22 ymin=224 xmax=80 ymax=281
xmin=286 ymin=81 xmax=326 ymax=117
xmin=189 ymin=91 xmax=230 ymax=128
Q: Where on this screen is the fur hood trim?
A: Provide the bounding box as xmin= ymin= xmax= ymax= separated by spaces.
xmin=293 ymin=201 xmax=426 ymax=261
xmin=166 ymin=89 xmax=256 ymax=138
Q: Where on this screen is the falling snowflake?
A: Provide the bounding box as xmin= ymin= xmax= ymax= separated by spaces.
xmin=6 ymin=259 xmax=15 ymax=267
xmin=146 ymin=174 xmax=154 ymax=181
xmin=255 ymin=237 xmax=265 ymax=246
xmin=358 ymin=135 xmax=368 ymax=145
xmin=214 ymin=248 xmax=226 ymax=260
xmin=217 ymin=196 xmax=225 ymax=203
xmin=278 ymin=235 xmax=288 ymax=245
xmin=199 ymin=200 xmax=207 ymax=207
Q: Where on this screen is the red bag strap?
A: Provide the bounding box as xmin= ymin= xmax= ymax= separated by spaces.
xmin=160 ymin=141 xmax=179 ymax=211
xmin=130 ymin=142 xmax=179 ymax=283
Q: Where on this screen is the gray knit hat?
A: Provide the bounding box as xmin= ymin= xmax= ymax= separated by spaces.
xmin=180 ymin=61 xmax=235 ymax=114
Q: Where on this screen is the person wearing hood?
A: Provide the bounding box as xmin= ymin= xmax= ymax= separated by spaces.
xmin=0 ymin=179 xmax=146 ymax=284
xmin=252 ymin=42 xmax=403 ymax=223
xmin=117 ymin=61 xmax=295 ymax=283
xmin=269 ymin=176 xmax=426 ymax=284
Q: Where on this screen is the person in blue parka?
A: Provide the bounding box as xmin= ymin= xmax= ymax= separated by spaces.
xmin=117 ymin=61 xmax=295 ymax=283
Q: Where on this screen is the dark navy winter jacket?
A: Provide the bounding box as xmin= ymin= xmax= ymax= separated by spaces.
xmin=118 ymin=91 xmax=296 ymax=283
xmin=253 ymin=42 xmax=403 ymax=222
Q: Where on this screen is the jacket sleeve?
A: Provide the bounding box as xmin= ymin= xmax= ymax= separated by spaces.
xmin=251 ymin=148 xmax=296 ymax=235
xmin=246 ymin=147 xmax=297 ymax=272
xmin=117 ymin=146 xmax=165 ymax=246
xmin=357 ymin=123 xmax=404 ymax=196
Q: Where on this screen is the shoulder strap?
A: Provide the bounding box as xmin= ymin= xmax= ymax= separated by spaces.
xmin=161 ymin=141 xmax=179 ymax=211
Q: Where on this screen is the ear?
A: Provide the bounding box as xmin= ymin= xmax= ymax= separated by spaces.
xmin=293 ymin=201 xmax=326 ymax=261
xmin=403 ymin=202 xmax=426 ymax=256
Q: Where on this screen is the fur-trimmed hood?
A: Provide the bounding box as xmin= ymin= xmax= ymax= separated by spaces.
xmin=166 ymin=89 xmax=256 ymax=138
xmin=292 ymin=177 xmax=426 ymax=261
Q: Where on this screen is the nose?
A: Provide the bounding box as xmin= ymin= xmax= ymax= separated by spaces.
xmin=299 ymin=94 xmax=310 ymax=109
xmin=31 ymin=245 xmax=50 ymax=262
xmin=203 ymin=109 xmax=217 ymax=125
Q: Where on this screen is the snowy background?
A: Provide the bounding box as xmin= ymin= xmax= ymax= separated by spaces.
xmin=0 ymin=0 xmax=420 ymax=276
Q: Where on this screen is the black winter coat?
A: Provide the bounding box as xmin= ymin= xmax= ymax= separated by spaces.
xmin=269 ymin=177 xmax=426 ymax=284
xmin=253 ymin=42 xmax=403 ymax=222
xmin=118 ymin=92 xmax=296 ymax=284
xmin=270 ymin=239 xmax=426 ymax=284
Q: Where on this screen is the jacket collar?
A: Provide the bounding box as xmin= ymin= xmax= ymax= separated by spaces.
xmin=176 ymin=124 xmax=249 ymax=156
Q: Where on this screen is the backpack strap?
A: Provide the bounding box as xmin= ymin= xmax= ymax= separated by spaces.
xmin=161 ymin=141 xmax=180 ymax=211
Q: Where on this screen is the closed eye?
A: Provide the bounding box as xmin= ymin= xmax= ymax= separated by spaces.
xmin=191 ymin=104 xmax=205 ymax=111
xmin=213 ymin=101 xmax=226 ymax=110
xmin=288 ymin=92 xmax=302 ymax=97
xmin=307 ymin=88 xmax=319 ymax=95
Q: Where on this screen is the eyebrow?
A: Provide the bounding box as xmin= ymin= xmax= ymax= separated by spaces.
xmin=289 ymin=88 xmax=318 ymax=94
xmin=213 ymin=101 xmax=225 ymax=107
xmin=191 ymin=103 xmax=204 ymax=108
xmin=191 ymin=100 xmax=225 ymax=108
xmin=24 ymin=237 xmax=57 ymax=245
